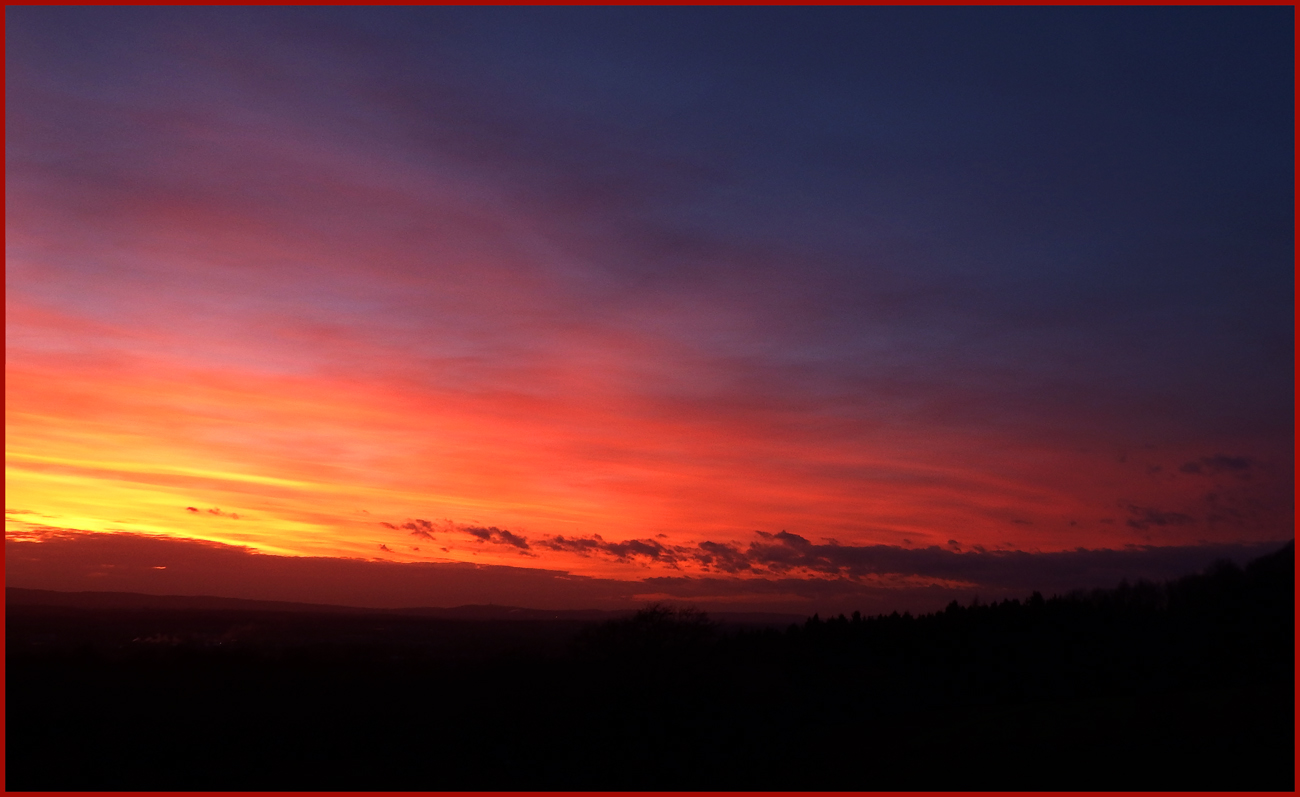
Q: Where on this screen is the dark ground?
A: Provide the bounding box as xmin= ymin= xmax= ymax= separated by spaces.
xmin=6 ymin=541 xmax=1293 ymax=790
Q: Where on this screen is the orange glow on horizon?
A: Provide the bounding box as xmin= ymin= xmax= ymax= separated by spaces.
xmin=9 ymin=307 xmax=1282 ymax=586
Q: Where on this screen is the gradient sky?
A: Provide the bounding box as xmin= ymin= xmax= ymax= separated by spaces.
xmin=6 ymin=7 xmax=1293 ymax=613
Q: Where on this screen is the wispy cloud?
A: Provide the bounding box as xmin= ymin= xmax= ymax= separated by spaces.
xmin=536 ymin=534 xmax=682 ymax=566
xmin=1124 ymin=505 xmax=1196 ymax=531
xmin=402 ymin=519 xmax=437 ymax=540
xmin=1179 ymin=455 xmax=1255 ymax=476
xmin=464 ymin=526 xmax=531 ymax=550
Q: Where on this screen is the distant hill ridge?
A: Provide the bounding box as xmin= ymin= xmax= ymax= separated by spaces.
xmin=4 ymin=587 xmax=618 ymax=619
xmin=3 ymin=587 xmax=803 ymax=625
xmin=10 ymin=539 xmax=1289 ymax=626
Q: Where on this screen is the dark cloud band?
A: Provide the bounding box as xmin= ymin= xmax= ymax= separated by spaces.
xmin=7 ymin=527 xmax=1286 ymax=616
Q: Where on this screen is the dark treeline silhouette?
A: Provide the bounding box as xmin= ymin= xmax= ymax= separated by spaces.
xmin=7 ymin=542 xmax=1293 ymax=790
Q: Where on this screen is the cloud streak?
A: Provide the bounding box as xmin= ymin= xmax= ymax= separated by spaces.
xmin=1124 ymin=505 xmax=1196 ymax=531
xmin=1179 ymin=455 xmax=1255 ymax=476
xmin=464 ymin=526 xmax=531 ymax=550
xmin=535 ymin=534 xmax=680 ymax=565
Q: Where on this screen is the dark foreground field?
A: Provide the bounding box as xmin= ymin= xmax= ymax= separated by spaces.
xmin=7 ymin=542 xmax=1293 ymax=790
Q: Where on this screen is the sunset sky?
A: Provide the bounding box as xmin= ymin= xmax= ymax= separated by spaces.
xmin=6 ymin=7 xmax=1293 ymax=614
